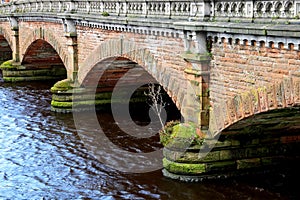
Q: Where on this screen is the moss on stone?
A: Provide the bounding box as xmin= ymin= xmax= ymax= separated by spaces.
xmin=101 ymin=11 xmax=109 ymax=16
xmin=163 ymin=158 xmax=206 ymax=174
xmin=159 ymin=120 xmax=180 ymax=146
xmin=162 ymin=123 xmax=204 ymax=149
xmin=51 ymin=100 xmax=73 ymax=108
xmin=51 ymin=79 xmax=73 ymax=92
xmin=0 ymin=60 xmax=15 ymax=70
xmin=163 ymin=148 xmax=221 ymax=163
xmin=2 ymin=76 xmax=65 ymax=82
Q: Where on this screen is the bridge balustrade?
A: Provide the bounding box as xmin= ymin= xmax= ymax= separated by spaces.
xmin=214 ymin=0 xmax=298 ymax=19
xmin=0 ymin=0 xmax=200 ymax=20
xmin=1 ymin=0 xmax=299 ymax=21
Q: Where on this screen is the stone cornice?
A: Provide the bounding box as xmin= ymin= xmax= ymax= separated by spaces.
xmin=174 ymin=21 xmax=300 ymax=38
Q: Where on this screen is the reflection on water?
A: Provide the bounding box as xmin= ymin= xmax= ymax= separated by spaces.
xmin=0 ymin=81 xmax=299 ymax=199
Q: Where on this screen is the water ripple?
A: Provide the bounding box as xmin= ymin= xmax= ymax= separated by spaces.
xmin=0 ymin=81 xmax=297 ymax=199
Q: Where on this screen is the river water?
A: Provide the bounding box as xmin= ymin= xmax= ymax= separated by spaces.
xmin=0 ymin=80 xmax=299 ymax=199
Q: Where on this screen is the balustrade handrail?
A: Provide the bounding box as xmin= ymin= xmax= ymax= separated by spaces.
xmin=0 ymin=0 xmax=299 ymax=21
xmin=0 ymin=0 xmax=203 ymax=20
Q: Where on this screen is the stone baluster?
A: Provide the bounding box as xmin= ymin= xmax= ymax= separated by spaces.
xmin=165 ymin=2 xmax=171 ymax=18
xmin=142 ymin=2 xmax=147 ymax=17
xmin=296 ymin=0 xmax=300 ymax=16
xmin=58 ymin=0 xmax=63 ymax=12
xmin=121 ymin=1 xmax=127 ymax=16
xmin=245 ymin=1 xmax=253 ymax=18
xmin=86 ymin=1 xmax=90 ymax=13
xmin=66 ymin=0 xmax=75 ymax=13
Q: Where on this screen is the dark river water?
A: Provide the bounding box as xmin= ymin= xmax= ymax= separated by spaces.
xmin=0 ymin=80 xmax=299 ymax=199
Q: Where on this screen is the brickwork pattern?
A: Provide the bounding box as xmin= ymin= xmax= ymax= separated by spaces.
xmin=18 ymin=21 xmax=69 ymax=70
xmin=77 ymin=27 xmax=189 ymax=111
xmin=0 ymin=21 xmax=13 ymax=49
xmin=209 ymin=40 xmax=300 ymax=135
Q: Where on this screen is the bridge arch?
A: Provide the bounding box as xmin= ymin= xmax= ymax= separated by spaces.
xmin=209 ymin=75 xmax=300 ymax=136
xmin=21 ymin=28 xmax=69 ymax=72
xmin=78 ymin=39 xmax=197 ymax=119
xmin=0 ymin=34 xmax=12 ymax=63
xmin=0 ymin=26 xmax=13 ymax=50
xmin=22 ymin=39 xmax=64 ymax=67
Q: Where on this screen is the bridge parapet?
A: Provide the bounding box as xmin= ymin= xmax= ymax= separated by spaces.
xmin=0 ymin=0 xmax=209 ymax=21
xmin=1 ymin=0 xmax=300 ymax=23
xmin=213 ymin=1 xmax=300 ymax=21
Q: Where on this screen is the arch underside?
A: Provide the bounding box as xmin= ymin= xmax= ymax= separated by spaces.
xmin=22 ymin=39 xmax=65 ymax=70
xmin=79 ymin=56 xmax=183 ymax=123
xmin=0 ymin=35 xmax=12 ymax=63
xmin=82 ymin=57 xmax=157 ymax=93
xmin=21 ymin=28 xmax=69 ymax=72
xmin=79 ymin=39 xmax=198 ymax=123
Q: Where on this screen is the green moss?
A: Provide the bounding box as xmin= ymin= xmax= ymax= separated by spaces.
xmin=51 ymin=100 xmax=73 ymax=108
xmin=2 ymin=76 xmax=64 ymax=82
xmin=160 ymin=122 xmax=204 ymax=148
xmin=102 ymin=11 xmax=109 ymax=16
xmin=172 ymin=123 xmax=196 ymax=138
xmin=0 ymin=60 xmax=15 ymax=70
xmin=163 ymin=158 xmax=206 ymax=174
xmin=50 ymin=79 xmax=73 ymax=92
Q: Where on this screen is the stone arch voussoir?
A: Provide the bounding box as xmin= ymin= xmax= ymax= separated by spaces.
xmin=21 ymin=28 xmax=69 ymax=71
xmin=209 ymin=74 xmax=300 ymax=136
xmin=0 ymin=26 xmax=13 ymax=53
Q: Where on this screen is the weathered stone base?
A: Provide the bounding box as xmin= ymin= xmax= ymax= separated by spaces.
xmin=162 ymin=157 xmax=298 ymax=182
xmin=51 ymin=79 xmax=149 ymax=113
xmin=162 ymin=123 xmax=300 ymax=182
xmin=0 ymin=60 xmax=66 ymax=82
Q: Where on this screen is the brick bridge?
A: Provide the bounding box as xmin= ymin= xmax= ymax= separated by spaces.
xmin=1 ymin=0 xmax=300 ymax=181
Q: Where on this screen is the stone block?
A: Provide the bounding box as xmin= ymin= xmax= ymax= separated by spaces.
xmin=257 ymin=87 xmax=268 ymax=112
xmin=283 ymin=78 xmax=294 ymax=106
xmin=163 ymin=148 xmax=220 ymax=163
xmin=219 ymin=150 xmax=233 ymax=160
xmin=275 ymin=82 xmax=285 ymax=108
xmin=163 ymin=158 xmax=206 ymax=175
xmin=206 ymin=161 xmax=236 ymax=172
xmin=237 ymin=158 xmax=261 ymax=169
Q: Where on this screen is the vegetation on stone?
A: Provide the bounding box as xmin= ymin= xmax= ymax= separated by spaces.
xmin=101 ymin=11 xmax=109 ymax=16
xmin=159 ymin=121 xmax=205 ymax=148
xmin=163 ymin=158 xmax=206 ymax=174
xmin=50 ymin=79 xmax=73 ymax=92
xmin=159 ymin=120 xmax=180 ymax=146
xmin=0 ymin=60 xmax=15 ymax=70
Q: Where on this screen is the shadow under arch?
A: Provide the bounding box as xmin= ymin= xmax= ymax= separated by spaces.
xmin=0 ymin=27 xmax=13 ymax=52
xmin=78 ymin=39 xmax=200 ymax=124
xmin=21 ymin=28 xmax=69 ymax=73
xmin=0 ymin=34 xmax=12 ymax=64
xmin=73 ymin=39 xmax=201 ymax=173
xmin=20 ymin=39 xmax=67 ymax=80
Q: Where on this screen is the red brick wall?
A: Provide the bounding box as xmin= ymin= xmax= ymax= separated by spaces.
xmin=18 ymin=21 xmax=69 ymax=70
xmin=210 ymin=40 xmax=300 ymax=104
xmin=76 ymin=26 xmax=189 ymax=110
xmin=209 ymin=40 xmax=300 ymax=135
xmin=76 ymin=26 xmax=186 ymax=72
